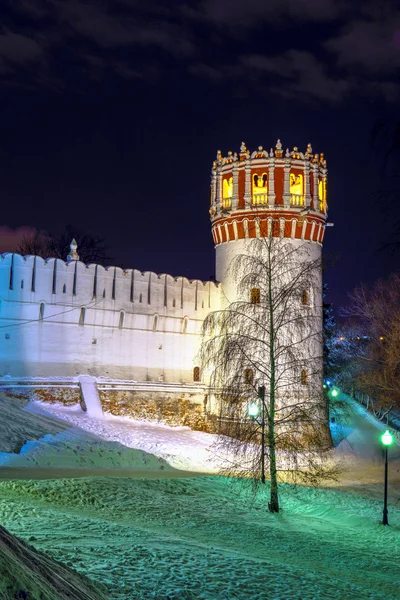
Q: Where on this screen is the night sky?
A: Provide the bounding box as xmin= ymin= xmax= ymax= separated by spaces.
xmin=0 ymin=0 xmax=399 ymax=312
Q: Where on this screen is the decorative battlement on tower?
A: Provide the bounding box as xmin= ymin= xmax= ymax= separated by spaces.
xmin=210 ymin=140 xmax=328 ymax=246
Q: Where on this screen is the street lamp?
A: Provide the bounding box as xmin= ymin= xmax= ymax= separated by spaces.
xmin=381 ymin=429 xmax=394 ymax=526
xmin=248 ymin=385 xmax=266 ymax=484
xmin=330 ymin=388 xmax=339 ymax=398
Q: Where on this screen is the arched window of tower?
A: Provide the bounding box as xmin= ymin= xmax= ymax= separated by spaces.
xmin=222 ymin=177 xmax=233 ymax=209
xmin=250 ymin=288 xmax=261 ymax=304
xmin=193 ymin=366 xmax=201 ymax=382
xmin=301 ymin=369 xmax=308 ymax=385
xmin=252 ymin=173 xmax=268 ymax=205
xmin=79 ymin=307 xmax=85 ymax=326
xmin=119 ymin=311 xmax=125 ymax=329
xmin=244 ymin=368 xmax=254 ymax=385
xmin=290 ymin=172 xmax=304 ymax=206
xmin=39 ymin=302 xmax=45 ymax=322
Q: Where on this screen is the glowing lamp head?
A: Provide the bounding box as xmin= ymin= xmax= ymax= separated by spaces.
xmin=248 ymin=403 xmax=259 ymax=418
xmin=331 ymin=388 xmax=339 ymax=398
xmin=381 ymin=430 xmax=394 ymax=446
xmin=325 ymin=379 xmax=332 ymax=387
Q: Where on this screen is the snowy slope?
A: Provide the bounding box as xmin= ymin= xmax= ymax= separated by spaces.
xmin=0 ymin=524 xmax=106 ymax=600
xmin=0 ymin=395 xmax=69 ymax=453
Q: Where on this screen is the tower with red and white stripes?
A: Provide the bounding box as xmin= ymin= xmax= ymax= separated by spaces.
xmin=210 ymin=140 xmax=327 ymax=303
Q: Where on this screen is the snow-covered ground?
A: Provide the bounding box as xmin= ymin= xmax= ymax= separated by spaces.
xmin=0 ymin=394 xmax=399 ymax=599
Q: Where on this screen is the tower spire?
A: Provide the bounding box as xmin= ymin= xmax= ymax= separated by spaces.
xmin=67 ymin=238 xmax=79 ymax=263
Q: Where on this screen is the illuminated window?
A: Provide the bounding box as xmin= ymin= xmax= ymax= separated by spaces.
xmin=119 ymin=311 xmax=125 ymax=329
xmin=39 ymin=302 xmax=45 ymax=321
xmin=79 ymin=307 xmax=85 ymax=326
xmin=318 ymin=178 xmax=327 ymax=212
xmin=301 ymin=369 xmax=308 ymax=385
xmin=301 ymin=290 xmax=309 ymax=305
xmin=250 ymin=288 xmax=260 ymax=304
xmin=244 ymin=368 xmax=254 ymax=385
xmin=290 ymin=173 xmax=304 ymax=206
xmin=222 ymin=177 xmax=233 ymax=208
xmin=193 ymin=366 xmax=201 ymax=382
xmin=252 ymin=173 xmax=268 ymax=205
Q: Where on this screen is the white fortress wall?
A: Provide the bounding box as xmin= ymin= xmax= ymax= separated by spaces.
xmin=0 ymin=253 xmax=221 ymax=380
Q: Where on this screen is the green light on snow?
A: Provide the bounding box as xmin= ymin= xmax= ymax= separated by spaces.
xmin=381 ymin=430 xmax=394 ymax=446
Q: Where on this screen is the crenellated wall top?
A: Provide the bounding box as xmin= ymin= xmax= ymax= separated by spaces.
xmin=0 ymin=252 xmax=220 ymax=314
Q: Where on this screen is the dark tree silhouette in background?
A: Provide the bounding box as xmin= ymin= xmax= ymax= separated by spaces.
xmin=16 ymin=225 xmax=111 ymax=266
xmin=339 ymin=274 xmax=400 ymax=417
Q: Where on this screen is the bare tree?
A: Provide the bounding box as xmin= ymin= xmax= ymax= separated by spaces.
xmin=200 ymin=229 xmax=335 ymax=513
xmin=16 ymin=225 xmax=112 ymax=266
xmin=341 ymin=274 xmax=400 ymax=413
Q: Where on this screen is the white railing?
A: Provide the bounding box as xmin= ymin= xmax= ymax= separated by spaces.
xmin=252 ymin=193 xmax=268 ymax=205
xmin=290 ymin=194 xmax=304 ymax=207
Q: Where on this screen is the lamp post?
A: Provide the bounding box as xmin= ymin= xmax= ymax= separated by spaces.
xmin=381 ymin=429 xmax=394 ymax=526
xmin=248 ymin=385 xmax=266 ymax=484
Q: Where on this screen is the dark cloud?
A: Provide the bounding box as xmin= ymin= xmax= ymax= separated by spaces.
xmin=0 ymin=0 xmax=398 ymax=103
xmin=326 ymin=16 xmax=400 ymax=73
xmin=186 ymin=0 xmax=344 ymax=28
xmin=0 ymin=30 xmax=43 ymax=68
xmin=241 ymin=51 xmax=352 ymax=102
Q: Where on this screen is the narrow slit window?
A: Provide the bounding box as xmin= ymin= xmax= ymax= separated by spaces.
xmin=20 ymin=280 xmax=24 ymax=289
xmin=153 ymin=315 xmax=158 ymax=332
xmin=250 ymin=288 xmax=260 ymax=304
xmin=193 ymin=367 xmax=201 ymax=382
xmin=39 ymin=303 xmax=45 ymax=321
xmin=182 ymin=317 xmax=188 ymax=334
xmin=301 ymin=369 xmax=308 ymax=385
xmin=63 ymin=284 xmax=66 ymax=293
xmin=79 ymin=307 xmax=85 ymax=326
xmin=119 ymin=311 xmax=125 ymax=329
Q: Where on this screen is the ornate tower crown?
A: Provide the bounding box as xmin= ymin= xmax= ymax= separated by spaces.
xmin=210 ymin=140 xmax=328 ymax=246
